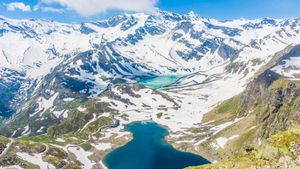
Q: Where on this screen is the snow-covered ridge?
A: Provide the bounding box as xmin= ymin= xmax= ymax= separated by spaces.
xmin=0 ymin=10 xmax=300 ymax=135
xmin=1 ymin=11 xmax=300 ymax=168
xmin=0 ymin=11 xmax=300 ymax=76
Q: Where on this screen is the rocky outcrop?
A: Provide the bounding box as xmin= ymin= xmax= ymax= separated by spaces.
xmin=188 ymin=126 xmax=300 ymax=169
xmin=236 ymin=70 xmax=300 ymax=138
xmin=188 ymin=46 xmax=300 ymax=168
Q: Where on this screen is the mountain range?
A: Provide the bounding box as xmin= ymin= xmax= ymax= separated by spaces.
xmin=0 ymin=10 xmax=299 ymax=169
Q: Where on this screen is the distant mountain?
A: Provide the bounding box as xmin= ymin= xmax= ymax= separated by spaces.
xmin=0 ymin=10 xmax=299 ymax=169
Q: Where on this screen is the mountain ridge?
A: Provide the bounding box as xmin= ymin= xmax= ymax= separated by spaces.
xmin=1 ymin=8 xmax=300 ymax=134
xmin=0 ymin=9 xmax=299 ymax=169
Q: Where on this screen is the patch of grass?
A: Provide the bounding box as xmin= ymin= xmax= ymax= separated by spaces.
xmin=73 ymin=132 xmax=89 ymax=140
xmin=46 ymin=145 xmax=68 ymax=159
xmin=15 ymin=141 xmax=46 ymax=154
xmin=187 ymin=125 xmax=300 ymax=169
xmin=214 ymin=95 xmax=241 ymax=114
xmin=156 ymin=113 xmax=163 ymax=119
xmin=231 ymin=126 xmax=258 ymax=151
xmin=65 ymin=162 xmax=82 ymax=169
xmin=270 ymin=79 xmax=299 ymax=89
xmin=93 ymin=132 xmax=103 ymax=138
xmin=48 ymin=110 xmax=93 ymax=136
xmin=18 ymin=159 xmax=40 ymax=169
xmin=44 ymin=156 xmax=67 ymax=168
xmin=18 ymin=136 xmax=56 ymax=143
xmin=268 ymin=126 xmax=300 ymax=157
xmin=190 ymin=126 xmax=212 ymax=134
xmin=82 ymin=116 xmax=113 ymax=134
xmin=202 ymin=94 xmax=242 ymax=123
xmin=0 ymin=136 xmax=9 ymax=144
xmin=85 ymin=100 xmax=117 ymax=114
xmin=56 ymin=99 xmax=86 ymax=111
xmin=80 ymin=142 xmax=93 ymax=151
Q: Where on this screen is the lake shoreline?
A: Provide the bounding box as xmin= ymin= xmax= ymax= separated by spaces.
xmin=102 ymin=121 xmax=210 ymax=169
xmin=136 ymin=75 xmax=181 ymax=89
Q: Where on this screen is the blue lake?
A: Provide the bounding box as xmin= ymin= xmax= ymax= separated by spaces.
xmin=103 ymin=122 xmax=210 ymax=169
xmin=137 ymin=75 xmax=180 ymax=88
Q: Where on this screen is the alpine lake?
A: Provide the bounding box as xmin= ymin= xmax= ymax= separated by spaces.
xmin=103 ymin=75 xmax=209 ymax=169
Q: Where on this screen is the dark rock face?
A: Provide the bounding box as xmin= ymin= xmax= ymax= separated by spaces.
xmin=0 ymin=154 xmax=18 ymax=166
xmin=121 ymin=16 xmax=138 ymax=31
xmin=236 ymin=70 xmax=300 ymax=139
xmin=80 ymin=23 xmax=96 ymax=34
xmin=218 ymin=44 xmax=237 ymax=60
xmin=291 ymin=141 xmax=300 ymax=157
xmin=0 ymin=69 xmax=28 ymax=117
xmin=205 ymin=23 xmax=242 ymax=37
xmin=238 ymin=70 xmax=281 ymax=115
xmin=225 ymin=61 xmax=247 ymax=74
xmin=234 ymin=45 xmax=300 ymax=139
xmin=144 ymin=16 xmax=167 ymax=36
xmin=257 ymin=81 xmax=300 ymax=138
xmin=0 ymin=142 xmax=7 ymax=154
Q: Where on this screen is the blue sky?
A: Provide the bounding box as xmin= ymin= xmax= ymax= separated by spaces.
xmin=0 ymin=0 xmax=300 ymax=23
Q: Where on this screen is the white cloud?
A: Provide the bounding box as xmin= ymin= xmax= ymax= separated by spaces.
xmin=39 ymin=0 xmax=158 ymax=16
xmin=6 ymin=2 xmax=31 ymax=12
xmin=40 ymin=6 xmax=64 ymax=13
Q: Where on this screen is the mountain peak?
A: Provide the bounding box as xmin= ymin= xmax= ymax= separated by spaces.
xmin=187 ymin=11 xmax=198 ymax=17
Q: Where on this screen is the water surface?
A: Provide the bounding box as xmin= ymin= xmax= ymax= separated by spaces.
xmin=104 ymin=122 xmax=209 ymax=169
xmin=137 ymin=75 xmax=180 ymax=88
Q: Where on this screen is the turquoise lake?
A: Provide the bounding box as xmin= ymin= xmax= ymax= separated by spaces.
xmin=103 ymin=122 xmax=210 ymax=169
xmin=137 ymin=75 xmax=180 ymax=88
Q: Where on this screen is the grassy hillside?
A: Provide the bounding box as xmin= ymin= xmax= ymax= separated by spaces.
xmin=187 ymin=125 xmax=300 ymax=169
xmin=189 ymin=76 xmax=300 ymax=168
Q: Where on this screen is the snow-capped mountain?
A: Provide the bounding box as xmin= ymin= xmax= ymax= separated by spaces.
xmin=0 ymin=9 xmax=300 ymax=169
xmin=0 ymin=10 xmax=300 ymax=136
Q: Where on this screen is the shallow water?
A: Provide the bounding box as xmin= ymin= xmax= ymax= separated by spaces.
xmin=103 ymin=122 xmax=210 ymax=169
xmin=137 ymin=75 xmax=180 ymax=88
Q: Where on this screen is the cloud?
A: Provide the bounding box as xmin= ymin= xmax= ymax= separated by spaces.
xmin=35 ymin=6 xmax=64 ymax=13
xmin=39 ymin=0 xmax=158 ymax=16
xmin=6 ymin=2 xmax=31 ymax=12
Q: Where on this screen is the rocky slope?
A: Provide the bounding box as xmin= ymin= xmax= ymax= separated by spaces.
xmin=188 ymin=125 xmax=300 ymax=169
xmin=187 ymin=45 xmax=300 ymax=168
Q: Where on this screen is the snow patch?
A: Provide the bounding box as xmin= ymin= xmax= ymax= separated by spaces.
xmin=212 ymin=135 xmax=239 ymax=149
xmin=17 ymin=152 xmax=55 ymax=169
